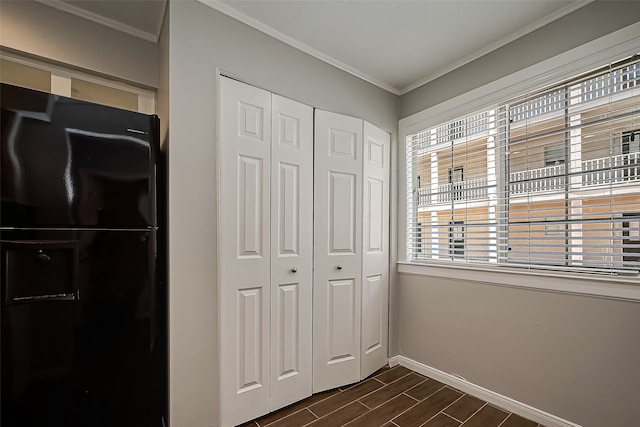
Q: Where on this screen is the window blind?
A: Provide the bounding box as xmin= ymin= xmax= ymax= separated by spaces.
xmin=407 ymin=109 xmax=503 ymax=264
xmin=407 ymin=55 xmax=640 ymax=275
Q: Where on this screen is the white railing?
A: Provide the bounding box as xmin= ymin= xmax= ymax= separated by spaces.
xmin=433 ymin=111 xmax=491 ymax=144
xmin=416 ymin=187 xmax=431 ymax=206
xmin=509 ymin=164 xmax=566 ymax=194
xmin=436 ymin=178 xmax=488 ymax=203
xmin=581 ymin=63 xmax=639 ymax=102
xmin=581 ymin=152 xmax=640 ymax=185
xmin=421 ymin=153 xmax=638 ymax=204
xmin=510 ymin=89 xmax=565 ymax=123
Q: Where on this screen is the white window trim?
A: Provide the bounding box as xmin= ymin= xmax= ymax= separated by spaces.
xmin=398 ymin=21 xmax=640 ymax=300
xmin=398 ymin=262 xmax=640 ymax=302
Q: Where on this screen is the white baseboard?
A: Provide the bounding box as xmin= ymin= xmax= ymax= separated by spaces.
xmin=390 ymin=355 xmax=581 ymax=427
xmin=388 ymin=355 xmax=401 ymax=367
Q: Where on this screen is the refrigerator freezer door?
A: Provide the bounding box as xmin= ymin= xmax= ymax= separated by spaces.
xmin=0 ymin=83 xmax=158 ymax=229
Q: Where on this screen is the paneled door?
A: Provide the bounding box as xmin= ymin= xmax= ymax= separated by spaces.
xmin=313 ymin=110 xmax=363 ymax=393
xmin=219 ymin=77 xmax=313 ymax=426
xmin=361 ymin=122 xmax=390 ymax=378
xmin=219 ymin=78 xmax=272 ymax=426
xmin=269 ymin=94 xmax=313 ymax=411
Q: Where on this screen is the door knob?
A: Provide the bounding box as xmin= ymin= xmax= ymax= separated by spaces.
xmin=336 ymin=265 xmax=342 ymax=270
xmin=291 ymin=267 xmax=297 ymax=273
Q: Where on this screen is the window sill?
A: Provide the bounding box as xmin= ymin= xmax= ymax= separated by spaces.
xmin=397 ymin=261 xmax=640 ymax=302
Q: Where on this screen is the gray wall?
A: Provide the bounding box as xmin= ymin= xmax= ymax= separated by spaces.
xmin=398 ymin=275 xmax=640 ymax=427
xmin=396 ymin=2 xmax=640 ymax=426
xmin=0 ymin=0 xmax=158 ymax=88
xmin=399 ymin=0 xmax=640 ymax=119
xmin=165 ymin=2 xmax=398 ymax=425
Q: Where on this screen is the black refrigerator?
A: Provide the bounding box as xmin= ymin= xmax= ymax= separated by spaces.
xmin=0 ymin=83 xmax=167 ymax=427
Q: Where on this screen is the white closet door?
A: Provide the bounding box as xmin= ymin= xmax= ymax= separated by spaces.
xmin=313 ymin=110 xmax=363 ymax=393
xmin=361 ymin=122 xmax=390 ymax=379
xmin=269 ymin=95 xmax=313 ymax=410
xmin=219 ymin=77 xmax=271 ymax=426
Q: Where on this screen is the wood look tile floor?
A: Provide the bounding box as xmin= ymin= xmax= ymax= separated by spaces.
xmin=238 ymin=365 xmax=546 ymax=427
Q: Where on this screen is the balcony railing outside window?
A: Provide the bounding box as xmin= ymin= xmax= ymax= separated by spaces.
xmin=509 ymin=164 xmax=566 ymax=194
xmin=434 ymin=111 xmax=490 ymax=144
xmin=437 ymin=179 xmax=489 ymax=203
xmin=417 ymin=187 xmax=431 ymax=206
xmin=582 ymin=152 xmax=640 ymax=185
xmin=509 ymin=89 xmax=565 ymax=123
xmin=416 ymin=179 xmax=489 ymax=206
xmin=420 ymin=154 xmax=640 ymax=200
xmin=581 ymin=63 xmax=640 ymax=102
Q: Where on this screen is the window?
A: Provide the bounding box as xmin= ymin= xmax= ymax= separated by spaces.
xmin=406 ymin=56 xmax=640 ymax=275
xmin=622 ymin=129 xmax=639 ymax=154
xmin=449 ymin=166 xmax=464 ymax=183
xmin=544 ymin=146 xmax=565 ymax=167
xmin=622 ymin=214 xmax=640 ymax=264
xmin=449 ymin=221 xmax=465 ymax=259
xmin=407 ymin=109 xmax=496 ymax=263
xmin=448 ymin=167 xmax=464 ymax=201
xmin=622 ymin=130 xmax=640 ymax=181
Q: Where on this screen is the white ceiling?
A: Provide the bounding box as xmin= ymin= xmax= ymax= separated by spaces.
xmin=38 ymin=0 xmax=591 ymax=95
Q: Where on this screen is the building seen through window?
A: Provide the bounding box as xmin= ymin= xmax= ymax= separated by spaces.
xmin=407 ymin=57 xmax=640 ymax=274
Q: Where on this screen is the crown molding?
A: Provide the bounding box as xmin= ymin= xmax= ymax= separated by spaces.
xmin=35 ymin=0 xmax=160 ymax=43
xmin=198 ymin=0 xmax=402 ymax=95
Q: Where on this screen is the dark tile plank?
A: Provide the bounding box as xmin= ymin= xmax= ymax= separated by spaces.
xmin=309 ymin=379 xmax=384 ymax=417
xmin=341 ymin=368 xmax=390 ymax=392
xmin=306 ymin=401 xmax=369 ymax=427
xmin=344 ymin=394 xmax=418 ymax=427
xmin=422 ymin=413 xmax=461 ymax=427
xmin=500 ymin=414 xmax=539 ymax=427
xmin=236 ymin=421 xmax=258 ymax=427
xmin=393 ymin=387 xmax=463 ymax=427
xmin=405 ymin=378 xmax=446 ymax=401
xmin=364 ymin=365 xmax=391 ymax=380
xmin=300 ymin=388 xmax=343 ymax=407
xmin=460 ymin=404 xmax=508 ymax=427
xmin=256 ymin=389 xmax=340 ymax=426
xmin=443 ymin=394 xmax=484 ymax=422
xmin=360 ymin=373 xmax=425 ymax=409
xmin=264 ymin=409 xmax=317 ymax=427
xmin=374 ymin=366 xmax=412 ymax=384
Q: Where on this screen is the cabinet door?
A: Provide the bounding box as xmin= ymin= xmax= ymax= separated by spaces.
xmin=270 ymin=95 xmax=313 ymax=411
xmin=219 ymin=77 xmax=271 ymax=426
xmin=313 ymin=110 xmax=363 ymax=392
xmin=361 ymin=122 xmax=390 ymax=379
